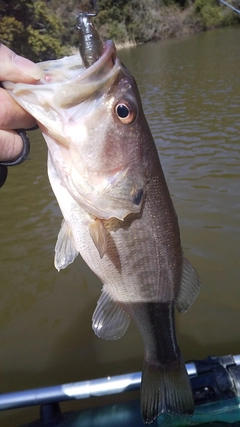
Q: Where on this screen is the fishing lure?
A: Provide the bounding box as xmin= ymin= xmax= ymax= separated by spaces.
xmin=77 ymin=0 xmax=103 ymax=68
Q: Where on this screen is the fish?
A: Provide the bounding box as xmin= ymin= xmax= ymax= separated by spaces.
xmin=3 ymin=39 xmax=200 ymax=424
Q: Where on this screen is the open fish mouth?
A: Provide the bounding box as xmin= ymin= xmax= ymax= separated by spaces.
xmin=40 ymin=40 xmax=118 ymax=107
xmin=3 ymin=40 xmax=119 ymax=110
xmin=51 ymin=40 xmax=119 ymax=108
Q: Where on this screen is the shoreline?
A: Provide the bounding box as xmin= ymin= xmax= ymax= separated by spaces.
xmin=97 ymin=3 xmax=239 ymax=51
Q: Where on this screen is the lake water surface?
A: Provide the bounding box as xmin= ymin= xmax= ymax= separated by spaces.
xmin=0 ymin=26 xmax=240 ymax=426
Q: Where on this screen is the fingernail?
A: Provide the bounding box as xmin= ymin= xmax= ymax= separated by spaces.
xmin=12 ymin=54 xmax=44 ymax=80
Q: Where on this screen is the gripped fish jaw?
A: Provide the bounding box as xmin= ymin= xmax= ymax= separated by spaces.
xmin=3 ymin=40 xmax=118 ymax=111
xmin=3 ymin=40 xmax=147 ymax=222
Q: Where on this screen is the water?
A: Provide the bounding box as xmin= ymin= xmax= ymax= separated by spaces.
xmin=0 ymin=26 xmax=240 ymax=425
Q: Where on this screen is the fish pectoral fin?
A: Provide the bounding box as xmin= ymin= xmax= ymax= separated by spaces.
xmin=88 ymin=218 xmax=108 ymax=258
xmin=54 ymin=220 xmax=79 ymax=271
xmin=175 ymin=257 xmax=201 ymax=314
xmin=141 ymin=354 xmax=194 ymax=424
xmin=92 ymin=286 xmax=130 ymax=340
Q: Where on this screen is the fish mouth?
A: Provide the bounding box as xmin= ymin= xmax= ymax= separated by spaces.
xmin=50 ymin=40 xmax=120 ymax=108
xmin=3 ymin=40 xmax=119 ymax=111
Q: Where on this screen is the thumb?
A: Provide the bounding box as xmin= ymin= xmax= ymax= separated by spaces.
xmin=0 ymin=43 xmax=44 ymax=82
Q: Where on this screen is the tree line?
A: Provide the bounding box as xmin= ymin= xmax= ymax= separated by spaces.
xmin=0 ymin=0 xmax=239 ymax=62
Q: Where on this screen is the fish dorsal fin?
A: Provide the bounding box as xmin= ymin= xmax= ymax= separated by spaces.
xmin=88 ymin=218 xmax=108 ymax=258
xmin=54 ymin=220 xmax=79 ymax=271
xmin=175 ymin=257 xmax=201 ymax=314
xmin=92 ymin=286 xmax=130 ymax=340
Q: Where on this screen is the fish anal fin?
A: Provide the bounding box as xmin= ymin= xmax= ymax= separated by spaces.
xmin=92 ymin=287 xmax=130 ymax=340
xmin=54 ymin=220 xmax=79 ymax=271
xmin=175 ymin=257 xmax=201 ymax=314
xmin=141 ymin=355 xmax=194 ymax=424
xmin=89 ymin=218 xmax=108 ymax=258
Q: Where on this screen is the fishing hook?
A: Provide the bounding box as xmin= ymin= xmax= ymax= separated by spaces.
xmin=77 ymin=0 xmax=98 ymax=25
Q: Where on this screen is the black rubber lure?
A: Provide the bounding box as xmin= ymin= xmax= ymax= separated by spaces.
xmin=77 ymin=0 xmax=103 ymax=69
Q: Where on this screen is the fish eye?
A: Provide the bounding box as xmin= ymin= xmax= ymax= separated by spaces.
xmin=114 ymin=100 xmax=136 ymax=124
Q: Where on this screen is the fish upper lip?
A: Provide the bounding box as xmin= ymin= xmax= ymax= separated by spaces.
xmin=78 ymin=40 xmax=117 ymax=81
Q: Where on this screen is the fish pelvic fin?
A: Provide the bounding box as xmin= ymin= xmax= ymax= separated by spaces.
xmin=92 ymin=286 xmax=130 ymax=340
xmin=175 ymin=257 xmax=201 ymax=314
xmin=141 ymin=355 xmax=194 ymax=424
xmin=54 ymin=220 xmax=79 ymax=271
xmin=88 ymin=218 xmax=108 ymax=258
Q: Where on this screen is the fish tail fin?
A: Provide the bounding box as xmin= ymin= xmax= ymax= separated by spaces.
xmin=141 ymin=355 xmax=194 ymax=424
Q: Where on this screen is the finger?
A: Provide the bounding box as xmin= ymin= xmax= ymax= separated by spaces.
xmin=0 ymin=88 xmax=36 ymax=130
xmin=0 ymin=129 xmax=24 ymax=162
xmin=0 ymin=43 xmax=43 ymax=82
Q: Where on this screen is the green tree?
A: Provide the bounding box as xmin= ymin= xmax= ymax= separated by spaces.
xmin=0 ymin=0 xmax=66 ymax=61
xmin=194 ymin=0 xmax=236 ymax=28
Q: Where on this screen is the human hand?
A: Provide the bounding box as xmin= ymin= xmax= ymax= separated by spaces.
xmin=0 ymin=43 xmax=43 ymax=163
xmin=0 ymin=43 xmax=43 ymax=187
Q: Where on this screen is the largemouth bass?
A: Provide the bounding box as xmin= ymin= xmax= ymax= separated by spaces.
xmin=3 ymin=40 xmax=200 ymax=424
